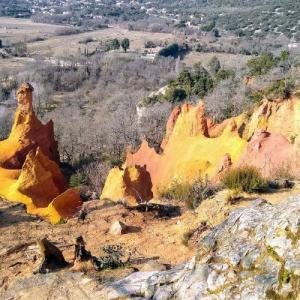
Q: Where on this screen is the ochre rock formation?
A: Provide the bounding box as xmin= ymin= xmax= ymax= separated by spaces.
xmin=237 ymin=130 xmax=297 ymax=177
xmin=244 ymin=97 xmax=300 ymax=141
xmin=0 ymin=83 xmax=59 ymax=169
xmin=0 ymin=83 xmax=81 ymax=224
xmin=101 ymin=97 xmax=300 ymax=202
xmin=101 ymin=165 xmax=153 ymax=206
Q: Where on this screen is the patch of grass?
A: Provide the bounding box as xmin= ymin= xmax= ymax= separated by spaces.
xmin=266 ymin=246 xmax=283 ymax=263
xmin=279 ymin=267 xmax=291 ymax=287
xmin=222 ymin=166 xmax=268 ymax=193
xmin=285 ymin=227 xmax=300 ymax=247
xmin=266 ymin=289 xmax=294 ymax=300
xmin=290 ymin=135 xmax=297 ymax=144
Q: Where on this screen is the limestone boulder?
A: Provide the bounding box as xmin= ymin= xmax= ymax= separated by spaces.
xmin=99 ymin=196 xmax=300 ymax=299
xmin=109 ymin=220 xmax=128 ymax=235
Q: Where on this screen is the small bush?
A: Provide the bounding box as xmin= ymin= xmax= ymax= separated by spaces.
xmin=201 ymin=21 xmax=216 ymax=32
xmin=222 ymin=166 xmax=268 ymax=193
xmin=164 ymin=86 xmax=187 ymax=103
xmin=214 ymin=69 xmax=235 ymax=84
xmin=158 ymin=43 xmax=188 ymax=58
xmin=144 ymin=40 xmax=156 ymax=48
xmin=69 ymin=172 xmax=88 ymax=188
xmin=247 ymin=52 xmax=277 ymax=76
xmin=182 ymin=230 xmax=194 ymax=247
xmin=265 ymin=80 xmax=294 ymax=100
xmin=158 ymin=178 xmax=218 ymax=209
xmin=248 ymin=90 xmax=264 ymax=103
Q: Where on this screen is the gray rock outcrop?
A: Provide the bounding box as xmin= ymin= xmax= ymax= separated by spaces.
xmin=101 ymin=197 xmax=300 ymax=299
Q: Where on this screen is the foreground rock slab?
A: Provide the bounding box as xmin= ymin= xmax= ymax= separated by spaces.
xmin=4 ymin=195 xmax=300 ymax=299
xmin=101 ymin=196 xmax=300 ymax=299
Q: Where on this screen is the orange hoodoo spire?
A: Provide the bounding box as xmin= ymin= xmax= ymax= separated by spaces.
xmin=0 ymin=83 xmax=81 ymax=224
xmin=1 ymin=83 xmax=59 ymax=169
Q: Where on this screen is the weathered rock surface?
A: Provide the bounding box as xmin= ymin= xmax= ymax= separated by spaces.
xmin=246 ymin=96 xmax=300 ymax=141
xmin=237 ymin=130 xmax=298 ymax=177
xmin=0 ymin=83 xmax=81 ymax=223
xmin=99 ymin=195 xmax=300 ymax=299
xmin=4 ymin=195 xmax=300 ymax=299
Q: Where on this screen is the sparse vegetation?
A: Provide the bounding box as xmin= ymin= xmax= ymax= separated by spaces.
xmin=158 ymin=178 xmax=218 ymax=209
xmin=164 ymin=86 xmax=187 ymax=103
xmin=265 ymin=79 xmax=295 ymax=100
xmin=158 ymin=43 xmax=187 ymax=58
xmin=121 ymin=38 xmax=130 ymax=52
xmin=247 ymin=53 xmax=278 ymax=76
xmin=69 ymin=172 xmax=88 ymax=189
xmin=222 ymin=166 xmax=268 ymax=193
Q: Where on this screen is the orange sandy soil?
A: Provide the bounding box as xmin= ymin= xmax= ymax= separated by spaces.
xmin=1 ymin=183 xmax=300 ymax=291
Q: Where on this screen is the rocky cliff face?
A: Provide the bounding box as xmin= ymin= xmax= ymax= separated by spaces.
xmin=102 ymin=97 xmax=300 ymax=204
xmin=0 ymin=83 xmax=81 ymax=224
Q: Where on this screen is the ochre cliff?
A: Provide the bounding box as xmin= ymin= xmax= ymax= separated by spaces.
xmin=0 ymin=83 xmax=81 ymax=224
xmin=101 ymin=97 xmax=300 ymax=204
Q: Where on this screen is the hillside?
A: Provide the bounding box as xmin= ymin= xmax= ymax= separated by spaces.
xmin=1 ymin=1 xmax=300 ymax=299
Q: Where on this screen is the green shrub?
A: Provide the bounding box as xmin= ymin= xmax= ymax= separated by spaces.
xmin=164 ymin=86 xmax=187 ymax=103
xmin=247 ymin=52 xmax=277 ymax=76
xmin=214 ymin=69 xmax=235 ymax=84
xmin=158 ymin=43 xmax=188 ymax=58
xmin=158 ymin=178 xmax=218 ymax=209
xmin=111 ymin=38 xmax=120 ymax=50
xmin=121 ymin=38 xmax=130 ymax=52
xmin=265 ymin=80 xmax=295 ymax=100
xmin=69 ymin=172 xmax=88 ymax=188
xmin=175 ymin=21 xmax=186 ymax=28
xmin=192 ymin=64 xmax=214 ymax=97
xmin=221 ymin=166 xmax=268 ymax=193
xmin=248 ymin=90 xmax=264 ymax=103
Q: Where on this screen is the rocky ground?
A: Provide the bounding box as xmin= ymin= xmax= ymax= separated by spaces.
xmin=1 ymin=184 xmax=300 ymax=299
